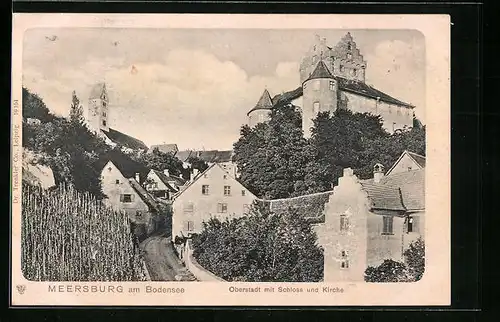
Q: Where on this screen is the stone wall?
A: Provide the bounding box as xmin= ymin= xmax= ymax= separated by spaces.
xmin=185 ymin=240 xmax=226 ymax=282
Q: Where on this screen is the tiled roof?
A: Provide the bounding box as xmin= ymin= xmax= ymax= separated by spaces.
xmin=175 ymin=150 xmax=196 ymax=162
xmin=152 ymin=169 xmax=186 ymax=190
xmin=149 ymin=144 xmax=178 ymax=155
xmin=336 ymin=77 xmax=414 ymax=108
xmin=266 ymin=78 xmax=413 ymax=110
xmin=95 ymin=149 xmax=149 ymax=184
xmin=361 ymin=168 xmax=425 ymax=212
xmin=304 ymin=60 xmax=334 ymax=83
xmin=247 ymin=89 xmax=273 ymax=115
xmin=407 ymin=151 xmax=426 ymax=168
xmin=89 ymin=83 xmax=106 ymax=100
xmin=102 ymin=128 xmax=148 ymax=151
xmin=128 ymin=178 xmax=160 ymax=212
xmin=360 ymin=180 xmax=406 ymax=211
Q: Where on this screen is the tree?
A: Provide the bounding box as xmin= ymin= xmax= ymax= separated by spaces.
xmin=404 ymin=237 xmax=425 ymax=281
xmin=191 ymin=201 xmax=324 ymax=282
xmin=186 ymin=156 xmax=209 ymax=173
xmin=135 ymin=148 xmax=185 ymax=176
xmin=22 ymin=87 xmax=54 ymax=123
xmin=69 ymin=90 xmax=85 ymax=125
xmin=233 ymin=104 xmax=311 ymax=199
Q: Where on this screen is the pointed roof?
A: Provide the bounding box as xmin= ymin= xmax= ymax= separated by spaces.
xmin=386 ymin=150 xmax=426 ymax=176
xmin=304 ymin=60 xmax=334 ymax=83
xmin=247 ymin=89 xmax=273 ymax=115
xmin=89 ymin=83 xmax=107 ymax=100
xmin=128 ymin=178 xmax=161 ymax=212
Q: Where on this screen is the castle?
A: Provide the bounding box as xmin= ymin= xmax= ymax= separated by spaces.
xmin=247 ymin=33 xmax=415 ymax=137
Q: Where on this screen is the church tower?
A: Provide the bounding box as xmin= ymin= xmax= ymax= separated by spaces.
xmin=302 ymin=60 xmax=338 ymax=139
xmin=87 ymin=83 xmax=109 ymax=133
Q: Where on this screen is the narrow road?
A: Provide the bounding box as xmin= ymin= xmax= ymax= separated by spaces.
xmin=140 ymin=235 xmax=196 ymax=281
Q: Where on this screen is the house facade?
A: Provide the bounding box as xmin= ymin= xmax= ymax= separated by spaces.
xmin=145 ymin=168 xmax=186 ymax=200
xmin=171 ymin=163 xmax=257 ymax=241
xmin=100 ymin=160 xmax=158 ymax=226
xmin=315 ymin=152 xmax=425 ymax=282
xmin=247 ymin=32 xmax=415 ymax=138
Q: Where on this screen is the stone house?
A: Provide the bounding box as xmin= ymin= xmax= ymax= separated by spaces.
xmin=171 ymin=163 xmax=257 ymax=241
xmin=248 ymin=32 xmax=415 ymax=137
xmin=315 ymin=151 xmax=425 ymax=282
xmin=145 ymin=168 xmax=187 ymax=200
xmin=99 ymin=160 xmax=160 ymax=227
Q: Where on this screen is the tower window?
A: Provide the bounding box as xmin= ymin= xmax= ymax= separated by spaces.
xmin=313 ymin=102 xmax=320 ymax=114
xmin=340 ymin=250 xmax=349 ymax=269
xmin=329 ymin=81 xmax=335 ymax=91
xmin=340 ymin=214 xmax=349 ymax=231
xmin=102 ymin=120 xmax=107 ymax=126
xmin=103 ymin=101 xmax=107 ymax=108
xmin=103 ymin=112 xmax=106 ymax=117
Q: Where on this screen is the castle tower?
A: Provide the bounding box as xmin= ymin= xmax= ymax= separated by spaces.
xmin=302 ymin=60 xmax=338 ymax=138
xmin=299 ymin=34 xmax=335 ymax=84
xmin=87 ymin=83 xmax=109 ymax=133
xmin=247 ymin=89 xmax=273 ymax=127
xmin=330 ymin=32 xmax=367 ymax=82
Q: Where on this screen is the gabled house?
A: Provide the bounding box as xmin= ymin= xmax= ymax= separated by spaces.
xmin=171 ymin=163 xmax=257 ymax=241
xmin=315 ymin=151 xmax=425 ymax=282
xmin=385 ymin=150 xmax=426 ymax=175
xmin=145 ymin=168 xmax=187 ymax=200
xmin=100 ymin=160 xmax=160 ymax=226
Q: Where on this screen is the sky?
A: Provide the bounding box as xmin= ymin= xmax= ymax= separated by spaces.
xmin=23 ymin=28 xmax=425 ymax=150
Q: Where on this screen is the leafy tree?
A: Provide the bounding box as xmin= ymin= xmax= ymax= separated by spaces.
xmin=186 ymin=156 xmax=209 ymax=173
xmin=364 ymin=259 xmax=411 ymax=282
xmin=69 ymin=90 xmax=85 ymax=125
xmin=233 ymin=105 xmax=310 ymax=199
xmin=135 ymin=147 xmax=185 ymax=176
xmin=22 ymin=87 xmax=54 ymax=123
xmin=404 ymin=237 xmax=425 ymax=281
xmin=191 ymin=201 xmax=324 ymax=282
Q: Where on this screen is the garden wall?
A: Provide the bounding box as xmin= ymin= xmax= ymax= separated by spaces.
xmin=185 ymin=240 xmax=226 ymax=282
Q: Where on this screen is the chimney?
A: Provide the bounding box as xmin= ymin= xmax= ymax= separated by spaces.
xmin=135 ymin=172 xmax=140 ymax=183
xmin=163 ymin=169 xmax=169 ymax=177
xmin=373 ymin=163 xmax=385 ymax=183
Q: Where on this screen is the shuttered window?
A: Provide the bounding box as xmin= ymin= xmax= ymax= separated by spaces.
xmin=120 ymin=194 xmax=133 ymax=203
xmin=217 ymin=203 xmax=228 ymax=213
xmin=183 ymin=220 xmax=194 ymax=231
xmin=183 ymin=202 xmax=194 ymax=213
xmin=382 ymin=216 xmax=394 ymax=235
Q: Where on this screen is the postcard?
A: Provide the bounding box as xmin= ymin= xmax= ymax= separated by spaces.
xmin=11 ymin=13 xmax=450 ymax=306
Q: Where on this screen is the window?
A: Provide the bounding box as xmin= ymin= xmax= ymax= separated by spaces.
xmin=340 ymin=250 xmax=349 ymax=269
xmin=313 ymin=102 xmax=320 ymax=114
xmin=115 ymin=179 xmax=120 ymax=184
xmin=183 ymin=202 xmax=194 ymax=213
xmin=382 ymin=216 xmax=394 ymax=235
xmin=103 ymin=112 xmax=107 ymax=117
xmin=204 ymin=174 xmax=208 ymax=178
xmin=241 ymin=190 xmax=246 ymax=196
xmin=407 ymin=216 xmax=418 ymax=233
xmin=353 ymin=69 xmax=357 ymax=76
xmin=103 ymin=101 xmax=107 ymax=108
xmin=224 ymin=185 xmax=231 ymax=196
xmin=183 ymin=220 xmax=194 ymax=232
xmin=136 ymin=211 xmax=143 ymax=219
xmin=217 ymin=203 xmax=228 ymax=213
xmin=102 ymin=120 xmax=107 ymax=126
xmin=407 ymin=166 xmax=413 ymax=172
xmin=313 ymin=80 xmax=320 ymax=91
xmin=120 ymin=194 xmax=133 ymax=203
xmin=339 ymin=65 xmax=344 ymax=72
xmin=223 ymin=174 xmax=227 ymax=179
xmin=340 ymin=214 xmax=349 ymax=231
xmin=202 ymin=185 xmax=209 ymax=195
xmin=329 ymin=81 xmax=335 ymax=91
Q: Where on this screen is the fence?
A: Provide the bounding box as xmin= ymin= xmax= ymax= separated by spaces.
xmin=21 ymin=183 xmax=148 ymax=281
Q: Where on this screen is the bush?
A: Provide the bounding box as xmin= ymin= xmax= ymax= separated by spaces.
xmin=191 ymin=202 xmax=324 ymax=282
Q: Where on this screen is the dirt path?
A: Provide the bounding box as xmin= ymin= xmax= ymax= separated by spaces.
xmin=140 ymin=235 xmax=196 ymax=281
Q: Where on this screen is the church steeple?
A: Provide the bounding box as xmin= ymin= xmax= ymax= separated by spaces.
xmin=87 ymin=82 xmax=110 ymax=133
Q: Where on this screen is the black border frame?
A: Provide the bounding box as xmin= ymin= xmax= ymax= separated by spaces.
xmin=6 ymin=0 xmax=484 ymax=319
